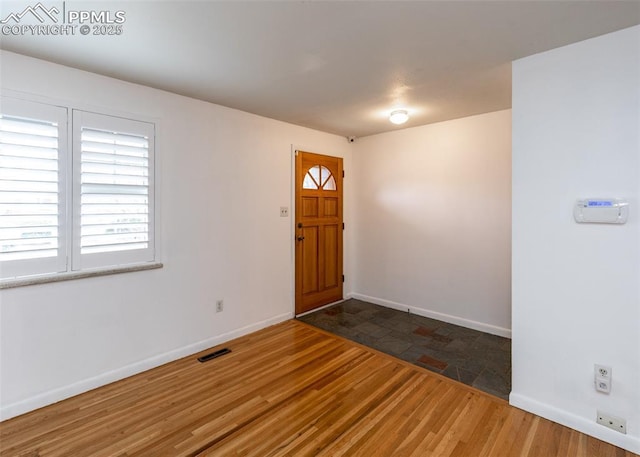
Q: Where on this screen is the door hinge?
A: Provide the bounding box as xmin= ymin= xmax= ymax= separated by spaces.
xmin=342 ymin=170 xmax=345 ymax=178
xmin=342 ymin=222 xmax=345 ymax=230
xmin=342 ymin=275 xmax=345 ymax=283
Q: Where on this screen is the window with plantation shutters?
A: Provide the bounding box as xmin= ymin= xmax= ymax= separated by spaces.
xmin=79 ymin=128 xmax=149 ymax=254
xmin=72 ymin=111 xmax=155 ymax=270
xmin=0 ymin=96 xmax=158 ymax=284
xmin=0 ymin=98 xmax=67 ymax=279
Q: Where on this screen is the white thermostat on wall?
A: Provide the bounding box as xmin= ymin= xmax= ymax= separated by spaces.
xmin=573 ymin=198 xmax=629 ymax=224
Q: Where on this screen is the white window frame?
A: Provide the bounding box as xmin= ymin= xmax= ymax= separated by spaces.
xmin=0 ymin=94 xmax=160 ymax=286
xmin=72 ymin=110 xmax=155 ymax=271
xmin=0 ymin=97 xmax=69 ymax=280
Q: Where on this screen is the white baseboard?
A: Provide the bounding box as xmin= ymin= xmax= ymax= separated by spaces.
xmin=349 ymin=293 xmax=511 ymax=338
xmin=510 ymin=392 xmax=640 ymax=454
xmin=0 ymin=312 xmax=292 ymax=421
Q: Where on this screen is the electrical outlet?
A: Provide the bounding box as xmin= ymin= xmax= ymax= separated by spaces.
xmin=280 ymin=207 xmax=289 ymax=217
xmin=595 ymin=364 xmax=611 ymax=379
xmin=216 ymin=300 xmax=224 ymax=313
xmin=594 ymin=364 xmax=612 ymax=393
xmin=597 ymin=411 xmax=627 ymax=434
xmin=595 ymin=378 xmax=611 ymax=393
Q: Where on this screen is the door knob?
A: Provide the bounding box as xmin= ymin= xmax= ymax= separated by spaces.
xmin=297 ymin=236 xmax=305 ymax=241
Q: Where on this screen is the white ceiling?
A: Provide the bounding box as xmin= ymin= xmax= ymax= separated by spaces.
xmin=1 ymin=1 xmax=639 ymax=138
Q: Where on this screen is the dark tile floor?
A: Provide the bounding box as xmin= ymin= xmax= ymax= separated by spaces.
xmin=297 ymin=298 xmax=511 ymax=400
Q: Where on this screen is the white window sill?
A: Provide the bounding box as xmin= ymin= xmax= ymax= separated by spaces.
xmin=0 ymin=262 xmax=163 ymax=290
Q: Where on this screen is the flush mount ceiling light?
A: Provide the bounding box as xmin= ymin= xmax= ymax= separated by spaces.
xmin=389 ymin=109 xmax=409 ymax=125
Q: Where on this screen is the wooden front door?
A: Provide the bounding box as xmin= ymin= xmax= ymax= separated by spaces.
xmin=295 ymin=151 xmax=343 ymax=314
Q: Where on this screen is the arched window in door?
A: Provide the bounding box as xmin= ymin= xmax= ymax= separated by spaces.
xmin=302 ymin=165 xmax=337 ymax=190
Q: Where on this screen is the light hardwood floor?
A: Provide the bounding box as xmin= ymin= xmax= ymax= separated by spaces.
xmin=0 ymin=320 xmax=636 ymax=456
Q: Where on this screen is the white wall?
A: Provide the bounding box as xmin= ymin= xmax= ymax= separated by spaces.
xmin=511 ymin=26 xmax=640 ymax=453
xmin=351 ymin=110 xmax=512 ymax=337
xmin=0 ymin=51 xmax=352 ymax=419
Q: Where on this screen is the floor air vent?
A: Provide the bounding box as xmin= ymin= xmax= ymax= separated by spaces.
xmin=197 ymin=348 xmax=231 ymax=363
